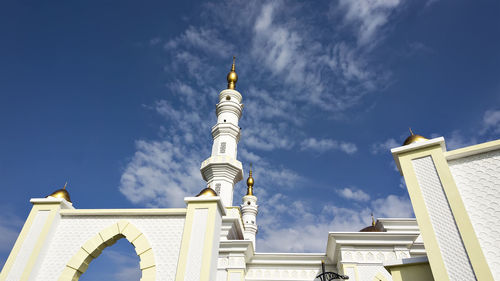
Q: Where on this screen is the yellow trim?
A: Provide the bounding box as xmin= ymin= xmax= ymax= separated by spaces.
xmin=397 ymin=143 xmax=494 ymax=280
xmin=20 ymin=205 xmax=60 ymax=281
xmin=226 ymin=269 xmax=244 ymax=281
xmin=386 ymin=262 xmax=434 ymax=281
xmin=445 ymin=139 xmax=500 ymax=160
xmin=373 ymin=272 xmax=388 ymax=281
xmin=431 ymin=147 xmax=494 ymax=281
xmin=175 ymin=200 xmax=221 ymax=281
xmin=0 ymin=202 xmax=62 ymax=281
xmin=398 ymin=149 xmax=450 ymax=281
xmin=341 ymin=264 xmax=359 ymax=281
xmin=201 ymin=205 xmax=218 ymax=281
xmin=58 ymin=220 xmax=156 ymax=281
xmin=0 ymin=204 xmax=41 ymax=280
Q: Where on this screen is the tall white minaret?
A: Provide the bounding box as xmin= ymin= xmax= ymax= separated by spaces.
xmin=200 ymin=57 xmax=244 ymax=207
xmin=241 ymin=166 xmax=258 ymax=247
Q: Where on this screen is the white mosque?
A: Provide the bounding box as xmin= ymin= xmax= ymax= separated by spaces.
xmin=1 ymin=60 xmax=499 ymax=281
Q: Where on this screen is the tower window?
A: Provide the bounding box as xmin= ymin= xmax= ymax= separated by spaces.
xmin=224 ymin=119 xmax=226 ymax=122
xmin=226 ymin=96 xmax=231 ymax=101
xmin=220 ymin=142 xmax=226 ymax=153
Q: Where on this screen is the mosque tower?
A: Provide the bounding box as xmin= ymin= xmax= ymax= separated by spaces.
xmin=241 ymin=166 xmax=259 ymax=247
xmin=200 ymin=57 xmax=244 ymax=207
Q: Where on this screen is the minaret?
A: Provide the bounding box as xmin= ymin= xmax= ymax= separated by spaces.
xmin=200 ymin=57 xmax=244 ymax=207
xmin=241 ymin=166 xmax=258 ymax=247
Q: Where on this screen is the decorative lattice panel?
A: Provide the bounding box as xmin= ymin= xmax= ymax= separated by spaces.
xmin=449 ymin=150 xmax=500 ymax=280
xmin=35 ymin=216 xmax=185 ymax=281
xmin=412 ymin=156 xmax=476 ymax=281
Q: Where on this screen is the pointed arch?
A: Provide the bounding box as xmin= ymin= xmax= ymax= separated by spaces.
xmin=58 ymin=220 xmax=156 ymax=281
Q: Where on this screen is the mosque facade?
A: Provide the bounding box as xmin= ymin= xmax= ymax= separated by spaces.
xmin=1 ymin=61 xmax=499 ymax=281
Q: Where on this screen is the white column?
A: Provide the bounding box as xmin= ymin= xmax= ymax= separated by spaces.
xmin=175 ymin=197 xmax=225 ymax=281
xmin=241 ymin=194 xmax=258 ymax=248
xmin=200 ymin=87 xmax=244 ymax=207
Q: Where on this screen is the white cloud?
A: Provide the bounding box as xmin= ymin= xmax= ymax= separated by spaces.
xmin=425 ymin=0 xmax=440 ymax=8
xmin=120 ymin=1 xmax=409 ymax=236
xmin=371 ymin=138 xmax=399 ymax=154
xmin=0 ymin=221 xmax=21 ymax=252
xmin=257 ymin=192 xmax=413 ymax=252
xmin=96 ymin=247 xmax=141 ymax=281
xmin=445 ymin=130 xmax=477 ymax=151
xmin=119 ymin=139 xmax=205 ymax=207
xmin=372 ymin=194 xmax=413 ymax=218
xmin=336 ymin=187 xmax=371 ymax=202
xmin=336 ymin=0 xmax=403 ymax=47
xmin=482 ymin=109 xmax=500 ymax=135
xmin=300 ymin=138 xmax=358 ymax=154
xmin=165 ymin=26 xmax=233 ymax=58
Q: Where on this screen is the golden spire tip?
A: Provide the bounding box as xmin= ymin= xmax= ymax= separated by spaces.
xmin=409 ymin=127 xmax=414 ymax=135
xmin=227 ymin=56 xmax=238 ymax=89
xmin=371 ymin=212 xmax=375 ymax=226
xmin=63 ymin=181 xmax=68 ymax=190
xmin=246 ymin=163 xmax=254 ymax=195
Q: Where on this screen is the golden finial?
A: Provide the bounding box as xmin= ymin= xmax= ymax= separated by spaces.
xmin=246 ymin=163 xmax=254 ymax=195
xmin=371 ymin=212 xmax=375 ymax=226
xmin=403 ymin=128 xmax=428 ymax=145
xmin=227 ymin=56 xmax=238 ymax=90
xmin=47 ymin=181 xmax=72 ymax=203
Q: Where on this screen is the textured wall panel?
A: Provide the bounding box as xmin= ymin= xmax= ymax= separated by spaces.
xmin=412 ymin=156 xmax=476 ymax=281
xmin=35 ymin=216 xmax=185 ymax=281
xmin=449 ymin=150 xmax=500 ymax=280
xmin=184 ymin=208 xmax=208 ymax=281
xmin=245 ymin=268 xmax=319 ymax=281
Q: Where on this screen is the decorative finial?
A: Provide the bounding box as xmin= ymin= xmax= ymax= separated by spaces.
xmin=246 ymin=163 xmax=254 ymax=195
xmin=227 ymin=56 xmax=238 ymax=90
xmin=371 ymin=212 xmax=375 ymax=226
xmin=47 ymin=182 xmax=72 ymax=203
xmin=403 ymin=128 xmax=428 ymax=146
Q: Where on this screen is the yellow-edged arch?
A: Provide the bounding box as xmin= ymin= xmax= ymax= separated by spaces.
xmin=58 ymin=220 xmax=156 ymax=281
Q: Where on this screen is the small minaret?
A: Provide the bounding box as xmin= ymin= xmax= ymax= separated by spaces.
xmin=200 ymin=57 xmax=244 ymax=206
xmin=241 ymin=165 xmax=258 ymax=247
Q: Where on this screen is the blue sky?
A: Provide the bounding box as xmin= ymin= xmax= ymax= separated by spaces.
xmin=1 ymin=0 xmax=500 ymax=279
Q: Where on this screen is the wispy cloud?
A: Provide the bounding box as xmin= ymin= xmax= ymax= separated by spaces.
xmin=165 ymin=26 xmax=234 ymax=58
xmin=482 ymin=109 xmax=500 ymax=135
xmin=371 ymin=138 xmax=399 ymax=154
xmin=444 ymin=130 xmax=478 ymax=151
xmin=0 ymin=210 xmax=24 ymax=268
xmin=335 ymin=0 xmax=403 ymax=47
xmin=120 ymin=0 xmax=413 ymax=252
xmin=301 ymin=138 xmax=358 ymax=154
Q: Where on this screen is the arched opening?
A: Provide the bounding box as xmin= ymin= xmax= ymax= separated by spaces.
xmin=79 ymin=238 xmax=140 ymax=281
xmin=58 ymin=220 xmax=156 ymax=281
